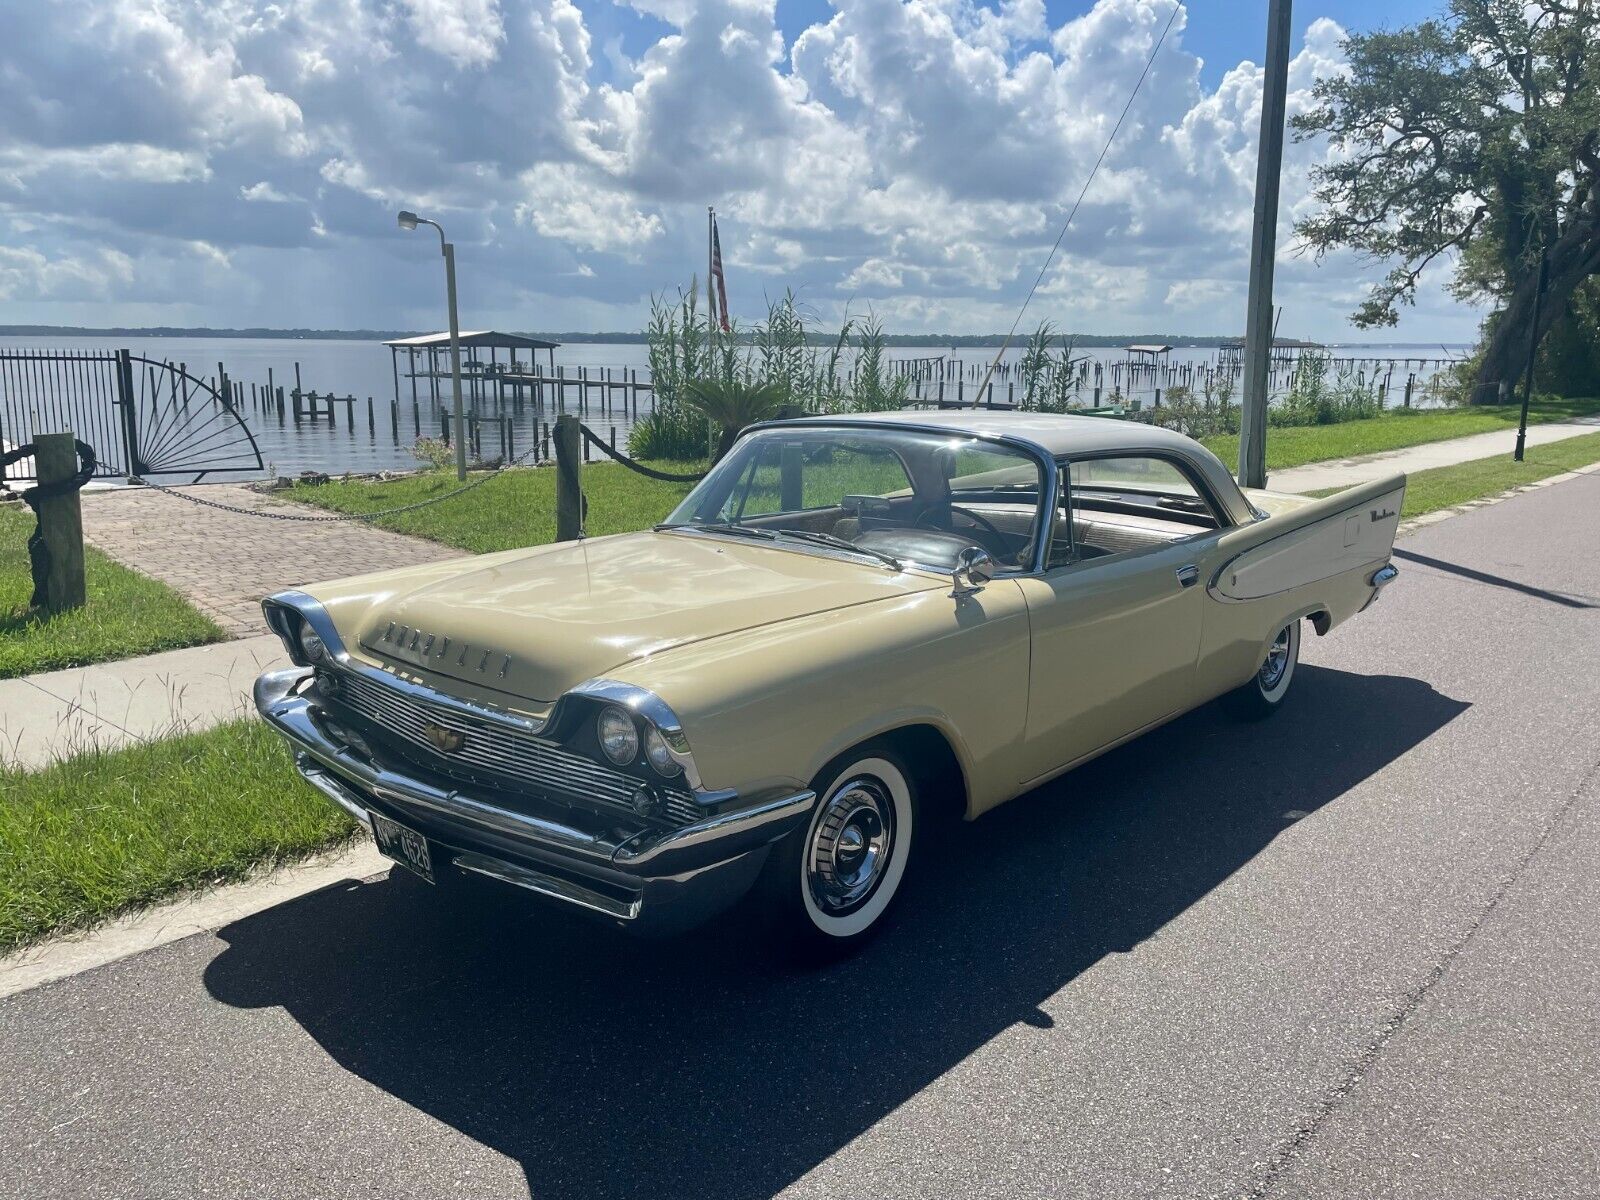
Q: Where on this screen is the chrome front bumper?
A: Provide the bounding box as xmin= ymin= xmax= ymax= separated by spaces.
xmin=254 ymin=668 xmax=814 ymax=930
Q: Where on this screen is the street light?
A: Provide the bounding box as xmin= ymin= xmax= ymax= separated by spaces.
xmin=397 ymin=209 xmax=466 ymax=481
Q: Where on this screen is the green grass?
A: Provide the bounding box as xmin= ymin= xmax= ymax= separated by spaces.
xmin=1 ymin=504 xmax=226 ymax=679
xmin=286 ymin=399 xmax=1600 ymax=556
xmin=0 ymin=720 xmax=354 ymax=952
xmin=286 ymin=461 xmax=702 ymax=554
xmin=1198 ymin=397 xmax=1600 ymax=472
xmin=1309 ymin=430 xmax=1600 ymax=518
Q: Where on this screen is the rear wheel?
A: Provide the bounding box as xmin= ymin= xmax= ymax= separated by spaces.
xmin=755 ymin=746 xmax=917 ymax=958
xmin=1225 ymin=619 xmax=1301 ymax=719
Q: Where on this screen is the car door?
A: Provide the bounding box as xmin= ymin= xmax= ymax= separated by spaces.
xmin=1011 ymin=454 xmax=1228 ymax=786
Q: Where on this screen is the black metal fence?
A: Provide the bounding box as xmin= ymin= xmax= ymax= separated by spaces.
xmin=0 ymin=348 xmax=264 ymax=485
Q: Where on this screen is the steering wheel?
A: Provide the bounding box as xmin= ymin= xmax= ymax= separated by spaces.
xmin=917 ymin=503 xmax=1007 ymax=545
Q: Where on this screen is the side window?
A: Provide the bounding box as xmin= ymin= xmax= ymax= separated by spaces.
xmin=1054 ymin=455 xmax=1221 ymax=567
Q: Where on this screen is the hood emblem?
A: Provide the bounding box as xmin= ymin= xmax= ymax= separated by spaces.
xmin=375 ymin=624 xmax=511 ymax=677
xmin=421 ymin=721 xmax=465 ymax=754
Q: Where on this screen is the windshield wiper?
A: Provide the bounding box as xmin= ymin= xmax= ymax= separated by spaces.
xmin=655 ymin=521 xmax=776 ymax=540
xmin=774 ymin=528 xmax=902 ymax=570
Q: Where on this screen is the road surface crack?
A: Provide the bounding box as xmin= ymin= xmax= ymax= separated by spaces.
xmin=1242 ymin=755 xmax=1600 ymax=1199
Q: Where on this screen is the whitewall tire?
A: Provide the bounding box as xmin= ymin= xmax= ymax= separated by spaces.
xmin=756 ymin=747 xmax=917 ymax=955
xmin=1225 ymin=619 xmax=1301 ymax=719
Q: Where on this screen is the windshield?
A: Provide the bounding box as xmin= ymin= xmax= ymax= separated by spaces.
xmin=660 ymin=425 xmax=1046 ymax=573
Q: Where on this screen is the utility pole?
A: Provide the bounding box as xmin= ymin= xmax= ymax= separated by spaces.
xmin=1237 ymin=0 xmax=1292 ymax=490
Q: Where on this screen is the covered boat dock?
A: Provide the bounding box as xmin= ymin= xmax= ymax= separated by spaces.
xmin=385 ymin=331 xmax=560 ymax=410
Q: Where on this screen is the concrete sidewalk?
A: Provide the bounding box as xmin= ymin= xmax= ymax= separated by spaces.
xmin=0 ymin=635 xmax=285 ymax=769
xmin=1268 ymin=416 xmax=1600 ymax=493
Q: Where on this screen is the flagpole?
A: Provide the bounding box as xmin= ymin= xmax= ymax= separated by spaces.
xmin=707 ymin=206 xmax=716 ymax=356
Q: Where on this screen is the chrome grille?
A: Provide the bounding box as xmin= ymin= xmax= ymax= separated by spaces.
xmin=331 ymin=669 xmax=702 ymax=826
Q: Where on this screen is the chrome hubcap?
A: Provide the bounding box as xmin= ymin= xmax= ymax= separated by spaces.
xmin=807 ymin=777 xmax=895 ymax=915
xmin=1259 ymin=626 xmax=1292 ymax=690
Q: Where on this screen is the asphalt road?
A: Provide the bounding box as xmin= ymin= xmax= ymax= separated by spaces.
xmin=3 ymin=475 xmax=1598 ymax=1200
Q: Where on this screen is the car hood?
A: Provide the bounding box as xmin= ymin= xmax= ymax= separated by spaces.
xmin=347 ymin=530 xmax=944 ymax=702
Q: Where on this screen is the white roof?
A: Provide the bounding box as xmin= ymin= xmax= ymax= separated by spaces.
xmin=769 ymin=410 xmax=1252 ymax=519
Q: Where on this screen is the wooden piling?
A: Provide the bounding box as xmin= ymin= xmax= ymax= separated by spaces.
xmin=554 ymin=414 xmax=582 ymax=542
xmin=32 ymin=432 xmax=87 ymax=614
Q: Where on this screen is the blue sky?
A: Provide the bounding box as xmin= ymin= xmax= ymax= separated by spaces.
xmin=0 ymin=1 xmax=1478 ymax=342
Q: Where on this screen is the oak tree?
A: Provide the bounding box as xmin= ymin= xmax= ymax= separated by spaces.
xmin=1293 ymin=0 xmax=1600 ymax=397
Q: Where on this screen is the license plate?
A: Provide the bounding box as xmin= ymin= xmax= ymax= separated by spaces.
xmin=370 ymin=811 xmax=435 ymax=884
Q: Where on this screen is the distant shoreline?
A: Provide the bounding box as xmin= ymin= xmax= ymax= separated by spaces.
xmin=0 ymin=325 xmax=1472 ymax=351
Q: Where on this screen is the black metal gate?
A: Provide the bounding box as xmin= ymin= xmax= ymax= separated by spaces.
xmin=0 ymin=348 xmax=264 ymax=484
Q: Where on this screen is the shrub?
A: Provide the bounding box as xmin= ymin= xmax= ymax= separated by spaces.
xmin=1145 ymin=376 xmax=1240 ymax=438
xmin=410 ymin=436 xmax=454 ymax=469
xmin=1270 ymin=351 xmax=1382 ymax=426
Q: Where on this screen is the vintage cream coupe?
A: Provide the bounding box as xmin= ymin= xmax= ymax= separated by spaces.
xmin=255 ymin=412 xmax=1403 ymax=949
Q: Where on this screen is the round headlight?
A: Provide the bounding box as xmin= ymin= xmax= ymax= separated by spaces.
xmin=644 ymin=725 xmax=682 ymax=776
xmin=597 ymin=706 xmax=639 ymax=765
xmin=296 ymin=620 xmax=328 ymax=664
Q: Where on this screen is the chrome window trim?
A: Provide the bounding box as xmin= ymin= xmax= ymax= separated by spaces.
xmin=1058 ymin=447 xmax=1240 ymax=531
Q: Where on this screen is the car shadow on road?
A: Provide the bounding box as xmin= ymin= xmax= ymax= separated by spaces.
xmin=205 ymin=666 xmax=1466 ymax=1200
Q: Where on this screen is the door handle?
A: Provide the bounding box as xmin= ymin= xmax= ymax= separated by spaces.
xmin=1176 ymin=564 xmax=1199 ymax=588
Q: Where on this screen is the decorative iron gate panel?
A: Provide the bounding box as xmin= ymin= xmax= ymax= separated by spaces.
xmin=0 ymin=348 xmax=264 ymax=484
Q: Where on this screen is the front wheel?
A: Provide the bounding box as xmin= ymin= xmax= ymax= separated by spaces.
xmin=754 ymin=746 xmax=917 ymax=958
xmin=1224 ymin=619 xmax=1301 ymax=719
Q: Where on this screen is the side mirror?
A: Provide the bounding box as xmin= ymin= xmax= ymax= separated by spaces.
xmin=951 ymin=546 xmax=995 ymax=597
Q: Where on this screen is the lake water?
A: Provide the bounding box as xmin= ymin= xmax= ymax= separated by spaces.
xmin=0 ymin=335 xmax=1465 ymax=481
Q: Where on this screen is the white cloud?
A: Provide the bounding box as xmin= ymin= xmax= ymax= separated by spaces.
xmin=240 ymin=180 xmax=293 ymax=202
xmin=0 ymin=245 xmax=136 ymax=301
xmin=0 ymin=1 xmax=1479 ymax=342
xmin=397 ymin=0 xmax=506 ymax=68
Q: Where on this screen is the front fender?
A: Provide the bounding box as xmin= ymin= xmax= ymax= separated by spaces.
xmin=606 ymin=582 xmax=1032 ymax=815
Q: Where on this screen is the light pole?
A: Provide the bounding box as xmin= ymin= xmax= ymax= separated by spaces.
xmin=398 ymin=210 xmax=467 ymax=481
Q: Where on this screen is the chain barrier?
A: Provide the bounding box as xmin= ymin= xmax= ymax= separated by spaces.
xmin=579 ymin=426 xmax=707 ymax=483
xmin=132 ymin=443 xmax=544 ymax=522
xmin=122 ymin=423 xmax=701 ymax=526
xmin=0 ymin=439 xmax=98 ymax=606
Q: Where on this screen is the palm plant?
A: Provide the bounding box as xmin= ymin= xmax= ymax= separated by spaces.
xmin=683 ymin=378 xmax=789 ymax=462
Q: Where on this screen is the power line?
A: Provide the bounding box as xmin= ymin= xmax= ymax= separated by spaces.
xmin=974 ymin=1 xmax=1183 ymax=404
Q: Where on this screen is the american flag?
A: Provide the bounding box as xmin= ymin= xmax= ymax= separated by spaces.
xmin=711 ymin=215 xmax=731 ymax=333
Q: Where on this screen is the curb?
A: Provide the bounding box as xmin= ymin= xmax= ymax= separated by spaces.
xmin=1396 ymin=458 xmax=1600 ymax=537
xmin=0 ymin=841 xmax=389 ymax=1000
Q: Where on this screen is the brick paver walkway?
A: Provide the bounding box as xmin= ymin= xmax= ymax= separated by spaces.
xmin=79 ymin=485 xmax=464 ymax=636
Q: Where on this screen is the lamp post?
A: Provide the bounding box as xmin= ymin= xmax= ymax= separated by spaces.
xmin=398 ymin=210 xmax=467 ymax=481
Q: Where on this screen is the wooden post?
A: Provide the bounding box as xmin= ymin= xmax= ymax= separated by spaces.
xmin=33 ymin=432 xmax=87 ymax=614
xmin=554 ymin=414 xmax=583 ymax=542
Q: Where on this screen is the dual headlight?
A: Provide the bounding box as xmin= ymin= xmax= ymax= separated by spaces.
xmin=295 ymin=619 xmax=329 ymax=665
xmin=596 ymin=704 xmax=681 ymax=777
